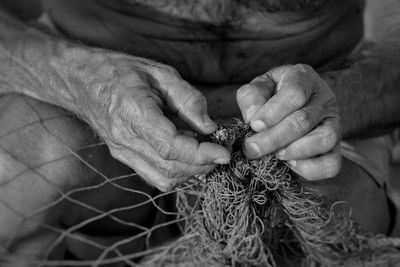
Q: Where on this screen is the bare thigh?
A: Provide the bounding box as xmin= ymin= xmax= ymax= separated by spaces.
xmin=0 ymin=94 xmax=178 ymax=265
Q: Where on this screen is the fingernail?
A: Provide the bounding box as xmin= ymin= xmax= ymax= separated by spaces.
xmin=277 ymin=149 xmax=285 ymax=159
xmin=288 ymin=160 xmax=296 ymax=167
xmin=202 ymin=114 xmax=217 ymax=128
xmin=213 ymin=157 xmax=231 ymax=164
xmin=244 ymin=142 xmax=260 ymax=158
xmin=250 ymin=120 xmax=266 ymax=132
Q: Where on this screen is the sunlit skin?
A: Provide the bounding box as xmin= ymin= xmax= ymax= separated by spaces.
xmin=0 ymin=0 xmax=399 ymax=264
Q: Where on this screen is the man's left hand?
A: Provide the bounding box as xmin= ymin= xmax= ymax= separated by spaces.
xmin=237 ymin=64 xmax=342 ymax=180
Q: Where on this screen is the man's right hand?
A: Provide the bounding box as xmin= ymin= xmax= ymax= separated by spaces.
xmin=61 ymin=49 xmax=231 ymax=192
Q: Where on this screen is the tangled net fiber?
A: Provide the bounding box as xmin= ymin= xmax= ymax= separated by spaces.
xmin=142 ymin=121 xmax=400 ymax=266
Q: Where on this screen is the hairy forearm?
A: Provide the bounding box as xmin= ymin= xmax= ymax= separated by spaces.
xmin=323 ymin=38 xmax=400 ymax=139
xmin=321 ymin=0 xmax=400 ymax=139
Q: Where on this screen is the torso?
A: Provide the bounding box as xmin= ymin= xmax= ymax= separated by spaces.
xmin=41 ymin=0 xmax=365 ymax=119
xmin=42 ymin=0 xmax=364 ymax=84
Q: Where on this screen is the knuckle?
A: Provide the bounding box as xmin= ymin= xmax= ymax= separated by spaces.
xmin=158 ymin=160 xmax=175 ymax=178
xmin=289 ymin=110 xmax=313 ymax=133
xmin=158 ymin=160 xmax=186 ymax=179
xmin=270 ymin=65 xmax=292 ymax=78
xmin=187 ymin=89 xmax=206 ymax=104
xmin=179 ymin=89 xmax=206 ymax=112
xmin=109 ymin=121 xmax=134 ymax=147
xmin=321 ymin=127 xmax=339 ymax=150
xmin=123 ymin=71 xmax=144 ymax=84
xmin=159 ymin=160 xmax=202 ymax=179
xmin=163 ymin=65 xmax=180 ymax=77
xmin=253 ymin=73 xmax=275 ymax=87
xmin=293 ymin=63 xmax=313 ymax=74
xmin=155 ymin=139 xmax=172 ymax=160
xmin=256 ymin=72 xmax=272 ymax=81
xmin=110 ymin=125 xmax=121 ymax=140
xmin=288 ymin=90 xmax=307 ymax=108
xmin=281 ymin=81 xmax=307 ymax=108
xmin=150 ymin=63 xmax=181 ymax=81
xmin=186 ymin=152 xmax=199 ymax=166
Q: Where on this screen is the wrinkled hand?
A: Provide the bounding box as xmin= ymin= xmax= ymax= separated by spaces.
xmin=80 ymin=52 xmax=231 ymax=191
xmin=237 ymin=64 xmax=341 ymax=180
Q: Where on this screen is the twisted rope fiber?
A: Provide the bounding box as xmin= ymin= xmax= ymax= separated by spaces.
xmin=140 ymin=121 xmax=400 ymax=266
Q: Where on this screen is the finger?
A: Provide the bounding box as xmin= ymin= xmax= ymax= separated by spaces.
xmin=127 ymin=138 xmax=218 ymax=177
xmin=111 ymin=142 xmax=217 ymax=191
xmin=165 ymin=112 xmax=191 ymax=131
xmin=244 ymin=101 xmax=324 ymax=159
xmin=157 ymin=133 xmax=231 ymax=165
xmin=110 ymin=145 xmax=184 ymax=192
xmin=236 ymin=74 xmax=275 ymax=123
xmin=147 ymin=66 xmax=217 ymax=135
xmin=277 ymin=118 xmax=340 ymax=160
xmin=133 ymin=105 xmax=231 ymax=165
xmin=250 ymin=64 xmax=315 ymax=132
xmin=288 ymin=145 xmax=342 ymax=181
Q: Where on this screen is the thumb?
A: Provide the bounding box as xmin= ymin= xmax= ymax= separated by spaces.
xmin=148 ymin=67 xmax=217 ymax=135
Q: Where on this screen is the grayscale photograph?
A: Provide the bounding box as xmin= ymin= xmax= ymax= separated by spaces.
xmin=0 ymin=0 xmax=400 ymax=266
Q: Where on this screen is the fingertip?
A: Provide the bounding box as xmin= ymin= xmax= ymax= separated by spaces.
xmin=287 ymin=155 xmax=341 ymax=181
xmin=196 ymin=142 xmax=231 ymax=165
xmin=250 ymin=120 xmax=266 ymax=132
xmin=243 ymin=141 xmax=261 ymax=159
xmin=288 ymin=160 xmax=316 ymax=180
xmin=210 ymin=144 xmax=231 ymax=164
xmin=276 ymin=148 xmax=286 ymax=160
xmin=201 ymin=114 xmax=218 ymax=132
xmin=156 ymin=184 xmax=169 ymax=193
xmin=217 ymin=145 xmax=232 ymax=160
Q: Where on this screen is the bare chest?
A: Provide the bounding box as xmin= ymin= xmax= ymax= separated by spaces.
xmin=44 ymin=0 xmax=364 ymax=83
xmin=122 ymin=0 xmax=330 ymax=27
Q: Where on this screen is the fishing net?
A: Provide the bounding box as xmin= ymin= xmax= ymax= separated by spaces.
xmin=140 ymin=121 xmax=400 ymax=267
xmin=1 ymin=96 xmax=400 ymax=267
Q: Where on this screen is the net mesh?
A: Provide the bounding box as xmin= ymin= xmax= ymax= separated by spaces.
xmin=1 ymin=94 xmax=400 ymax=267
xmin=0 ymin=94 xmax=183 ymax=266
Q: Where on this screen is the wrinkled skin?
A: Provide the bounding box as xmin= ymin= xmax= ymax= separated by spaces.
xmin=238 ymin=64 xmax=341 ymax=180
xmin=0 ymin=0 xmax=395 ymax=265
xmin=75 ymin=52 xmax=232 ymax=192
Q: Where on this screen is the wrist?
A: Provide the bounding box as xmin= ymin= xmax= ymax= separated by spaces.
xmin=7 ymin=28 xmax=87 ymax=114
xmin=48 ymin=42 xmax=122 ymax=122
xmin=320 ymin=71 xmax=354 ymax=138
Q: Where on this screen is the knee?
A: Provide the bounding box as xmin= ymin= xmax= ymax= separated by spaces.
xmin=300 ymin=158 xmax=390 ymax=234
xmin=0 ymin=94 xmax=111 ymax=257
xmin=0 ymin=94 xmax=103 ymax=188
